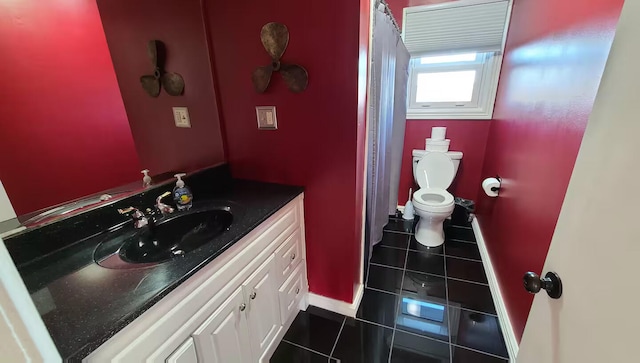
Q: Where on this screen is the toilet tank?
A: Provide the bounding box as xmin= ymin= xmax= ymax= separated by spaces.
xmin=412 ymin=150 xmax=463 ymax=185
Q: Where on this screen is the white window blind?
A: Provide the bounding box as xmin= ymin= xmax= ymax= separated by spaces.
xmin=403 ymin=0 xmax=510 ymax=56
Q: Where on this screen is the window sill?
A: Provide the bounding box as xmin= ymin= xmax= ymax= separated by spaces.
xmin=407 ymin=112 xmax=493 ymax=120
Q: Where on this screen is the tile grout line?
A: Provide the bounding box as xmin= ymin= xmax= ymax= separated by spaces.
xmin=361 ymin=285 xmax=409 ymax=298
xmin=401 ymin=265 xmax=490 ymax=288
xmin=368 ymin=268 xmax=493 ymax=294
xmin=354 ymin=316 xmax=395 ymax=329
xmin=281 ymin=339 xmax=333 ymax=359
xmin=393 ymin=326 xmax=452 ymax=345
xmin=447 ymin=275 xmax=489 ymax=286
xmin=444 ymin=254 xmax=484 ymax=263
xmin=369 ymin=262 xmax=405 ymax=271
xmin=328 ymin=316 xmax=346 ymax=360
xmin=450 ymin=305 xmax=499 ymax=318
xmin=382 ymin=229 xmax=414 ymax=236
xmin=379 ymin=244 xmax=409 ymax=251
xmin=448 ymin=238 xmax=478 ymax=245
xmin=388 ymin=328 xmax=396 ymax=363
xmin=403 ymin=267 xmax=445 ymax=280
xmin=449 ymin=224 xmax=473 ymax=230
xmin=404 ymin=266 xmax=445 ymax=279
xmin=359 ymin=285 xmax=403 ymax=299
xmin=452 ymin=343 xmax=510 ymax=360
xmin=387 ymin=217 xmax=473 ymax=230
xmin=443 ymin=239 xmax=454 ymax=363
xmin=407 ymin=248 xmax=446 ymax=256
xmin=389 ymin=239 xmax=411 ymax=363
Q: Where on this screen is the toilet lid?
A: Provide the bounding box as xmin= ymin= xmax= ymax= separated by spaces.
xmin=415 ymin=152 xmax=455 ymax=189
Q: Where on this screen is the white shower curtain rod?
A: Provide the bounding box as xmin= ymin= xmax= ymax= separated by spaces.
xmin=376 ymin=0 xmax=401 ymax=33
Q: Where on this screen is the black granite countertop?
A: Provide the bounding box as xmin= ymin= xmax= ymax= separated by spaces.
xmin=8 ymin=171 xmax=303 ymax=362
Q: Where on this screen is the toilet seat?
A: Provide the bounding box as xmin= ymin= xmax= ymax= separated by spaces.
xmin=413 ymin=152 xmax=456 ymax=212
xmin=413 ymin=188 xmax=454 ymax=212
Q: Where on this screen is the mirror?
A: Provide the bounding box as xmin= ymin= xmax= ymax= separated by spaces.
xmin=0 ymin=0 xmax=226 ymax=231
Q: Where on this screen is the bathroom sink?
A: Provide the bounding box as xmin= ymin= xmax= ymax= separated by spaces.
xmin=121 ymin=208 xmax=233 ymax=264
xmin=95 ymin=206 xmax=234 ymax=267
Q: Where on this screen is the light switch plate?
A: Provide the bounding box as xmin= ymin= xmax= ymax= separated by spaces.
xmin=256 ymin=106 xmax=277 ymax=130
xmin=172 ymin=107 xmax=191 ymax=128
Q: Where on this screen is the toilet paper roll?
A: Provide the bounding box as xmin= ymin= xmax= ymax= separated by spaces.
xmin=482 ymin=177 xmax=501 ymax=197
xmin=425 ymin=139 xmax=450 ymax=152
xmin=431 ymin=127 xmax=447 ymax=141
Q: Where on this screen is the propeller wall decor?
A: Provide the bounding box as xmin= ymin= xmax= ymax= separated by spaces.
xmin=252 ymin=23 xmax=308 ymax=93
xmin=140 ymin=40 xmax=185 ymax=97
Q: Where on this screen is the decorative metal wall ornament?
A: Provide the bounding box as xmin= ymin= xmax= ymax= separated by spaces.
xmin=252 ymin=23 xmax=308 ymax=93
xmin=140 ymin=40 xmax=185 ymax=97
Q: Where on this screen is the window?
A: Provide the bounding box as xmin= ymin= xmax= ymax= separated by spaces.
xmin=402 ymin=0 xmax=511 ymax=119
xmin=407 ymin=51 xmax=501 ymax=119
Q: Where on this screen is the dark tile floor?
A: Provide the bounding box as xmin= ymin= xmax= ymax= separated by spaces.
xmin=271 ymin=215 xmax=508 ymax=363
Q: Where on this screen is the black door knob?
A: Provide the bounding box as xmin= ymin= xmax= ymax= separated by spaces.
xmin=523 ymin=271 xmax=562 ymax=299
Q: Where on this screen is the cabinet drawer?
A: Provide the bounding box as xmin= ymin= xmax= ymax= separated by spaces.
xmin=278 ymin=262 xmax=305 ymax=325
xmin=275 ymin=228 xmax=302 ymax=282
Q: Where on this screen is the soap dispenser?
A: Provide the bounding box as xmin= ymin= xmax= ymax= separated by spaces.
xmin=141 ymin=169 xmax=152 ymax=187
xmin=173 ymin=173 xmax=193 ymax=211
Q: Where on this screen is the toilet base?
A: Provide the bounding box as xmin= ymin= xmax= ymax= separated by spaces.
xmin=414 ymin=214 xmax=449 ymax=247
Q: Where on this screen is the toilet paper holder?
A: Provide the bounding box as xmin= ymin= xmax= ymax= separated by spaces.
xmin=491 ymin=176 xmax=502 ymax=192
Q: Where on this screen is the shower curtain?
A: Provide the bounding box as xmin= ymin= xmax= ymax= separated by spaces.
xmin=366 ymin=5 xmax=410 ymax=257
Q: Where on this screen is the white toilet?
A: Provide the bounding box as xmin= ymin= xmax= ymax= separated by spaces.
xmin=412 ymin=150 xmax=463 ymax=247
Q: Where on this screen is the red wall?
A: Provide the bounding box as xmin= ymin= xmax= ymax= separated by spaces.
xmin=205 ymin=0 xmax=364 ymax=303
xmin=477 ymin=0 xmax=624 ymax=340
xmin=398 ymin=120 xmax=491 ymax=202
xmin=0 ymin=0 xmax=141 ymax=215
xmin=97 ymin=0 xmax=225 ymax=175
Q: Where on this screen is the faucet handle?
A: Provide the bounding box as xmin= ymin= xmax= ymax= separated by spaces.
xmin=118 ymin=207 xmax=142 ymax=216
xmin=118 ymin=207 xmax=148 ymax=228
xmin=156 ymin=192 xmax=175 ymax=215
xmin=118 ymin=207 xmax=146 ymax=221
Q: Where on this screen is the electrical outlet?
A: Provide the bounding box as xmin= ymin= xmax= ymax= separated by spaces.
xmin=256 ymin=106 xmax=277 ymax=130
xmin=172 ymin=107 xmax=191 ymax=128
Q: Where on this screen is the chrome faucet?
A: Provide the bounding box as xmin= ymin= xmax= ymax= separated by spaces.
xmin=118 ymin=192 xmax=175 ymax=229
xmin=155 ymin=191 xmax=174 ymax=215
xmin=117 ymin=207 xmax=149 ymax=229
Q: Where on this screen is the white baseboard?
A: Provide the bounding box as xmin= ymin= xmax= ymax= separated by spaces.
xmin=308 ymin=283 xmax=364 ymax=317
xmin=472 ymin=216 xmax=519 ymax=362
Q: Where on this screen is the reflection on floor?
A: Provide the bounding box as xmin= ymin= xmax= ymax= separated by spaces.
xmin=271 ymin=215 xmax=508 ymax=363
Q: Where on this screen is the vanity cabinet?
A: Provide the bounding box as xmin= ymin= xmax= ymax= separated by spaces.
xmin=85 ymin=195 xmax=307 ymax=363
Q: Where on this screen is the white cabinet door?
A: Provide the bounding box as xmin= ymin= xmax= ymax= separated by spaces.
xmin=166 ymin=338 xmax=197 ymax=363
xmin=243 ymin=255 xmax=281 ymax=360
xmin=192 ymin=287 xmax=252 ymax=363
